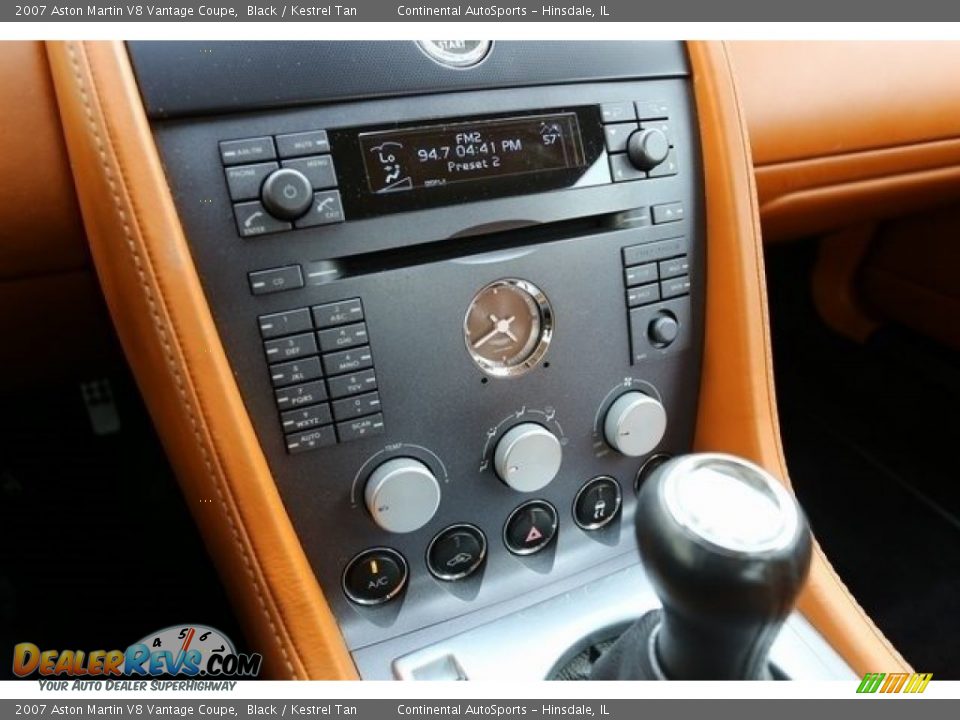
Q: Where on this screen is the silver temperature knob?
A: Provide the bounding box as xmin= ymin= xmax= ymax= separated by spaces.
xmin=494 ymin=422 xmax=562 ymax=492
xmin=365 ymin=457 xmax=441 ymax=533
xmin=604 ymin=392 xmax=667 ymax=457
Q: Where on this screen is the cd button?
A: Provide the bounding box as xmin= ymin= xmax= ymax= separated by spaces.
xmin=248 ymin=265 xmax=303 ymax=295
xmin=504 ymin=500 xmax=558 ymax=556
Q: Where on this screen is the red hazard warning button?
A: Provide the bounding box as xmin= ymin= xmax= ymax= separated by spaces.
xmin=504 ymin=500 xmax=558 ymax=556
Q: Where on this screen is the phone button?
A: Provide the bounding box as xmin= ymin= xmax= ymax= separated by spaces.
xmin=233 ymin=201 xmax=292 ymax=238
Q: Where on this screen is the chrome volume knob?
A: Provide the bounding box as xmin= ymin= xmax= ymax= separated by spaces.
xmin=365 ymin=457 xmax=441 ymax=533
xmin=494 ymin=423 xmax=562 ymax=493
xmin=604 ymin=392 xmax=667 ymax=457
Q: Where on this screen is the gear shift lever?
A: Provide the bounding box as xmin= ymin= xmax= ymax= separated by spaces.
xmin=591 ymin=453 xmax=812 ymax=680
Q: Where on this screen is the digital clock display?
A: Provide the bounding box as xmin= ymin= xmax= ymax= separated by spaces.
xmin=358 ymin=113 xmax=586 ymax=194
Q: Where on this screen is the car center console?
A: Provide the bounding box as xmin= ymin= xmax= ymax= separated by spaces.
xmin=126 ymin=41 xmax=806 ymax=679
xmin=130 ymin=40 xmax=703 ymax=672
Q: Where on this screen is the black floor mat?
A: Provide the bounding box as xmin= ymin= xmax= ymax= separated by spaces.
xmin=767 ymin=242 xmax=960 ymax=678
xmin=0 ymin=367 xmax=248 ymax=680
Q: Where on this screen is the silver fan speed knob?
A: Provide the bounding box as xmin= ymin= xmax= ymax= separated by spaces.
xmin=604 ymin=392 xmax=667 ymax=457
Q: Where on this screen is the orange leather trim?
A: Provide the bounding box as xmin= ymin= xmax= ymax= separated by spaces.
xmin=46 ymin=41 xmax=357 ymax=680
xmin=729 ymin=42 xmax=960 ymax=243
xmin=688 ymin=41 xmax=911 ymax=674
xmin=0 ymin=41 xmax=87 ymax=280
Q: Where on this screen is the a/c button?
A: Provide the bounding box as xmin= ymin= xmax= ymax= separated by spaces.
xmin=342 ymin=548 xmax=408 ymax=606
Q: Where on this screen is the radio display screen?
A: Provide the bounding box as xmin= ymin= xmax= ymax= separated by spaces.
xmin=358 ymin=113 xmax=587 ymax=194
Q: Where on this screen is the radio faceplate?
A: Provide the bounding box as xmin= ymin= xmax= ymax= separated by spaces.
xmin=152 ymin=75 xmax=704 ymax=659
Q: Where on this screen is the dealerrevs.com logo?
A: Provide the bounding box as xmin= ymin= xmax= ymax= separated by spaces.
xmin=13 ymin=625 xmax=262 ymax=680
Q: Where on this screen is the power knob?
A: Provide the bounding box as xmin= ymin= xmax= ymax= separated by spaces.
xmin=260 ymin=168 xmax=313 ymax=220
xmin=627 ymin=128 xmax=670 ymax=171
xmin=494 ymin=423 xmax=562 ymax=493
xmin=604 ymin=392 xmax=667 ymax=457
xmin=364 ymin=457 xmax=441 ymax=533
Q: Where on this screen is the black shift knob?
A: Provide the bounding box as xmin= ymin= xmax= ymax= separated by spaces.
xmin=636 ymin=454 xmax=812 ymax=679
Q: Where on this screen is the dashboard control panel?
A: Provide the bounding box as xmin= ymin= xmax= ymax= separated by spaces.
xmin=142 ymin=41 xmax=703 ymax=665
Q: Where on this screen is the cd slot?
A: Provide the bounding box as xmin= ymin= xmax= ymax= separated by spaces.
xmin=300 ymin=211 xmax=627 ymax=284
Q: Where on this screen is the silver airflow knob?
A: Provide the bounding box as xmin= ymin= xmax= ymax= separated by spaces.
xmin=364 ymin=457 xmax=441 ymax=533
xmin=604 ymin=392 xmax=667 ymax=457
xmin=494 ymin=423 xmax=563 ymax=492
